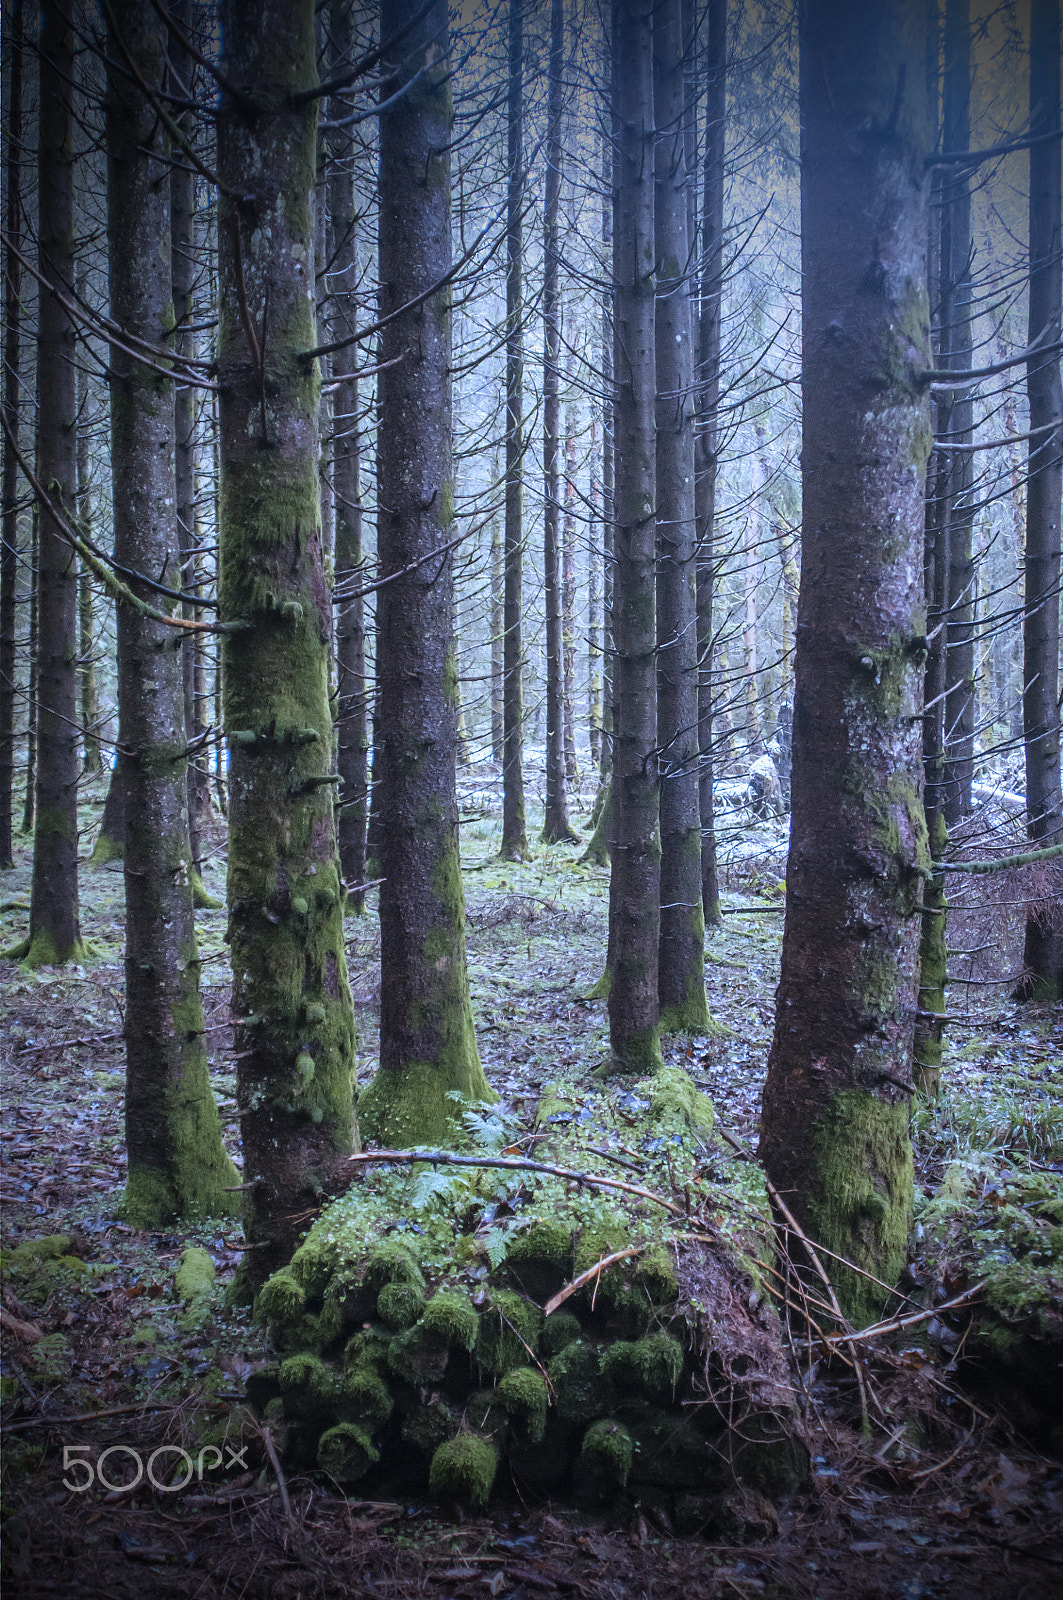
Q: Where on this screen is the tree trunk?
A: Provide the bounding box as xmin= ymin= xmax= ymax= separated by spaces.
xmin=105 ymin=0 xmax=238 ymax=1226
xmin=696 ymin=0 xmax=725 ymax=929
xmin=217 ymin=0 xmax=357 ymax=1278
xmin=330 ymin=0 xmax=369 ymax=909
xmin=1018 ymin=0 xmax=1063 ymax=1000
xmin=490 ymin=509 xmax=503 ymax=763
xmin=588 ymin=404 xmax=603 ymax=773
xmin=654 ymin=0 xmax=708 ymax=1034
xmin=939 ymin=0 xmax=975 ymax=825
xmin=759 ymin=0 xmax=932 ymax=1327
xmin=562 ymin=377 xmax=579 ymax=785
xmin=606 ymin=0 xmax=661 ymax=1075
xmin=25 ymin=0 xmax=83 ymax=966
xmin=501 ymin=0 xmax=527 ymax=860
xmin=0 ymin=0 xmax=22 ymax=869
xmin=542 ymin=0 xmax=576 ymax=845
xmin=75 ymin=338 xmax=101 ymax=777
xmin=358 ymin=0 xmax=493 ymax=1147
xmin=20 ymin=498 xmax=35 ymax=837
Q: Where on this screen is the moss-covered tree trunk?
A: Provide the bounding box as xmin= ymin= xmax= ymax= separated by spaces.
xmin=542 ymin=0 xmax=577 ymax=846
xmin=501 ymin=0 xmax=528 ymax=862
xmin=606 ymin=0 xmax=661 ymax=1075
xmin=695 ymin=0 xmax=726 ymax=931
xmin=759 ymin=0 xmax=933 ymax=1328
xmin=24 ymin=0 xmax=84 ymax=966
xmin=329 ymin=0 xmax=368 ymax=910
xmin=1018 ymin=0 xmax=1063 ymax=1001
xmin=654 ymin=0 xmax=708 ymax=1035
xmin=105 ymin=0 xmax=238 ymax=1227
xmin=0 ymin=0 xmax=22 ymax=871
xmin=357 ymin=0 xmax=492 ymax=1148
xmin=217 ymin=0 xmax=357 ymax=1277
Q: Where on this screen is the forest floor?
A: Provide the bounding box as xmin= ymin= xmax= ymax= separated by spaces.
xmin=1 ymin=766 xmax=1062 ymax=1599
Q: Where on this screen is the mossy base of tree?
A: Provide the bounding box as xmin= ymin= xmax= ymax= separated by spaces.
xmin=89 ymin=830 xmax=123 ymax=867
xmin=3 ymin=931 xmax=89 ymax=968
xmin=190 ymin=870 xmax=222 ymax=910
xmin=596 ymin=1024 xmax=663 ymax=1079
xmin=359 ymin=1056 xmax=498 ymax=1149
xmin=121 ymin=1151 xmax=241 ymax=1230
xmin=580 ymin=788 xmax=611 ymax=867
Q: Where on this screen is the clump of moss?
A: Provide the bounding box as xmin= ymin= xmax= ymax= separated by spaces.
xmin=387 ymin=1324 xmax=450 ymax=1384
xmin=401 ymin=1398 xmax=455 ymax=1458
xmin=579 ymin=1418 xmax=633 ymax=1487
xmin=505 ymin=1219 xmax=573 ymax=1297
xmin=636 ymin=1244 xmax=679 ymax=1304
xmin=476 ymin=1290 xmax=542 ymax=1373
xmin=420 ymin=1289 xmax=479 ymax=1351
xmin=377 ymin=1281 xmax=425 ymax=1330
xmin=541 ymin=1310 xmax=583 ymax=1357
xmin=317 ymin=1421 xmax=380 ymax=1482
xmin=429 ymin=1434 xmax=498 ymax=1507
xmin=344 ymin=1327 xmax=390 ymax=1373
xmin=343 ymin=1367 xmax=393 ymax=1424
xmin=638 ymin=1065 xmax=715 ymax=1134
xmin=363 ymin=1240 xmax=425 ymax=1291
xmin=494 ymin=1366 xmax=548 ymax=1442
xmin=256 ymin=1270 xmax=305 ymax=1323
xmin=279 ymin=1352 xmax=336 ymax=1402
xmin=601 ymin=1334 xmax=684 ymax=1400
xmin=548 ymin=1340 xmax=610 ymax=1422
xmin=175 ymin=1247 xmax=215 ymax=1331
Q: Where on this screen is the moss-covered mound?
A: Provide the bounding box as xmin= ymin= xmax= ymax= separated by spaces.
xmin=245 ymin=1069 xmax=807 ymax=1529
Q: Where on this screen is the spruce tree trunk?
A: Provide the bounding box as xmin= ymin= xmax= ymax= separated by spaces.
xmin=20 ymin=499 xmax=35 ymax=837
xmin=696 ymin=0 xmax=725 ymax=929
xmin=1018 ymin=0 xmax=1063 ymax=999
xmin=26 ymin=0 xmax=83 ymax=965
xmin=105 ymin=0 xmax=238 ymax=1226
xmin=75 ymin=342 xmax=101 ymax=777
xmin=759 ymin=0 xmax=932 ymax=1327
xmin=939 ymin=0 xmax=975 ymax=825
xmin=217 ymin=0 xmax=357 ymax=1277
xmin=358 ymin=0 xmax=493 ymax=1147
xmin=0 ymin=0 xmax=22 ymax=869
xmin=542 ymin=0 xmax=576 ymax=845
xmin=606 ymin=0 xmax=661 ymax=1075
xmin=654 ymin=0 xmax=708 ymax=1034
xmin=562 ymin=382 xmax=579 ymax=785
xmin=588 ymin=403 xmax=603 ymax=772
xmin=490 ymin=511 xmax=503 ymax=763
xmin=501 ymin=0 xmax=527 ymax=860
xmin=330 ymin=0 xmax=368 ymax=909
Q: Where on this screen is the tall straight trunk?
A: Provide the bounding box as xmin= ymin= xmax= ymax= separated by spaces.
xmin=75 ymin=348 xmax=101 ymax=775
xmin=330 ymin=0 xmax=368 ymax=908
xmin=760 ymin=0 xmax=932 ymax=1327
xmin=106 ymin=0 xmax=238 ymax=1225
xmin=1018 ymin=0 xmax=1063 ymax=999
xmin=501 ymin=0 xmax=527 ymax=859
xmin=217 ymin=0 xmax=357 ymax=1278
xmin=491 ymin=511 xmax=503 ymax=762
xmin=20 ymin=499 xmax=35 ymax=835
xmin=0 ymin=0 xmax=22 ymax=867
xmin=562 ymin=379 xmax=579 ymax=784
xmin=696 ymin=0 xmax=725 ymax=929
xmin=25 ymin=0 xmax=83 ymax=965
xmin=654 ymin=0 xmax=707 ymax=1034
xmin=744 ymin=434 xmax=764 ymax=743
xmin=359 ymin=0 xmax=492 ymax=1147
xmin=607 ymin=0 xmax=661 ymax=1075
xmin=599 ymin=107 xmax=615 ymax=792
xmin=588 ymin=404 xmax=603 ymax=770
xmin=542 ymin=0 xmax=576 ymax=844
xmin=940 ymin=0 xmax=975 ymax=823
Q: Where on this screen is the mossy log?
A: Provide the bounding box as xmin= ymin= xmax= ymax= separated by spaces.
xmin=243 ymin=1068 xmax=807 ymax=1527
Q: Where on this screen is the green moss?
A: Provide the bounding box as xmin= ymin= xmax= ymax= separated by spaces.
xmin=387 ymin=1323 xmax=450 ymax=1384
xmin=547 ymin=1340 xmax=611 ymax=1422
xmin=174 ymin=1246 xmax=215 ymax=1330
xmin=6 ymin=1235 xmax=73 ymax=1264
xmin=19 ymin=926 xmax=87 ymax=969
xmin=600 ymin=1334 xmax=684 ymax=1399
xmin=541 ymin=1310 xmax=583 ymax=1356
xmin=279 ymin=1352 xmax=336 ymax=1401
xmin=90 ymin=827 xmax=124 ymax=866
xmin=428 ymin=1434 xmax=498 ymax=1507
xmin=493 ymin=1366 xmax=548 ymax=1441
xmin=344 ymin=1327 xmax=391 ymax=1373
xmin=256 ymin=1270 xmax=306 ymax=1326
xmin=805 ymin=1088 xmax=913 ymax=1327
xmin=476 ymin=1289 xmax=542 ymax=1373
xmin=635 ymin=1244 xmax=680 ymax=1304
xmin=363 ymin=1240 xmax=425 ymax=1291
xmin=579 ymin=1418 xmax=633 ymax=1487
xmin=638 ymin=1065 xmax=715 ymax=1134
xmin=317 ymin=1421 xmax=379 ymax=1482
xmin=505 ymin=1218 xmax=573 ymax=1297
xmin=377 ymin=1281 xmax=425 ymax=1330
xmin=421 ymin=1289 xmax=479 ymax=1351
xmin=600 ymin=1022 xmax=663 ymax=1078
xmin=343 ymin=1366 xmax=393 ymax=1424
xmin=400 ymin=1398 xmax=455 ymax=1458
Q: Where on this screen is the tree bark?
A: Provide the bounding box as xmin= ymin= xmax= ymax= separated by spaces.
xmin=501 ymin=0 xmax=527 ymax=860
xmin=654 ymin=0 xmax=708 ymax=1034
xmin=217 ymin=0 xmax=357 ymax=1278
xmin=562 ymin=377 xmax=579 ymax=785
xmin=606 ymin=0 xmax=661 ymax=1075
xmin=759 ymin=0 xmax=933 ymax=1327
xmin=0 ymin=0 xmax=22 ymax=869
xmin=1018 ymin=0 xmax=1063 ymax=1000
xmin=106 ymin=0 xmax=238 ymax=1226
xmin=542 ymin=0 xmax=576 ymax=844
xmin=696 ymin=0 xmax=726 ymax=929
xmin=75 ymin=333 xmax=101 ymax=778
xmin=25 ymin=0 xmax=83 ymax=965
xmin=358 ymin=0 xmax=493 ymax=1147
xmin=330 ymin=0 xmax=369 ymax=909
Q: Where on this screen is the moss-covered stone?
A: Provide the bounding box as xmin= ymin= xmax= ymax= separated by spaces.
xmin=493 ymin=1366 xmax=548 ymax=1442
xmin=476 ymin=1289 xmax=542 ymax=1373
xmin=400 ymin=1397 xmax=455 ymax=1460
xmin=541 ymin=1310 xmax=583 ymax=1357
xmin=428 ymin=1433 xmax=498 ymax=1507
xmin=505 ymin=1218 xmax=573 ymax=1298
xmin=578 ymin=1418 xmax=633 ymax=1488
xmin=363 ymin=1240 xmax=425 ymax=1292
xmin=256 ymin=1270 xmax=306 ymax=1325
xmin=635 ymin=1244 xmax=680 ymax=1304
xmin=547 ymin=1340 xmax=611 ymax=1422
xmin=342 ymin=1367 xmax=393 ymax=1425
xmin=387 ymin=1323 xmax=450 ymax=1384
xmin=376 ymin=1281 xmax=426 ymax=1330
xmin=420 ymin=1288 xmax=479 ymax=1351
xmin=600 ymin=1333 xmax=684 ymax=1400
xmin=317 ymin=1421 xmax=379 ymax=1482
xmin=638 ymin=1065 xmax=715 ymax=1134
xmin=175 ymin=1246 xmax=215 ymax=1330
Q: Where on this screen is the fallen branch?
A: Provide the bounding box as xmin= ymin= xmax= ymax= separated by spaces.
xmin=807 ymin=1279 xmax=989 ymax=1349
xmin=543 ymin=1246 xmax=645 ymax=1318
xmin=345 ymin=1148 xmax=686 ymax=1217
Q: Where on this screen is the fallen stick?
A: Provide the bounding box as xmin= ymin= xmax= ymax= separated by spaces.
xmin=345 ymin=1148 xmax=686 ymax=1217
xmin=542 ymin=1246 xmax=645 ymax=1318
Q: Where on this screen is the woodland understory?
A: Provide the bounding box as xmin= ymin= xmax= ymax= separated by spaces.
xmin=1 ymin=769 xmax=1061 ymax=1600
